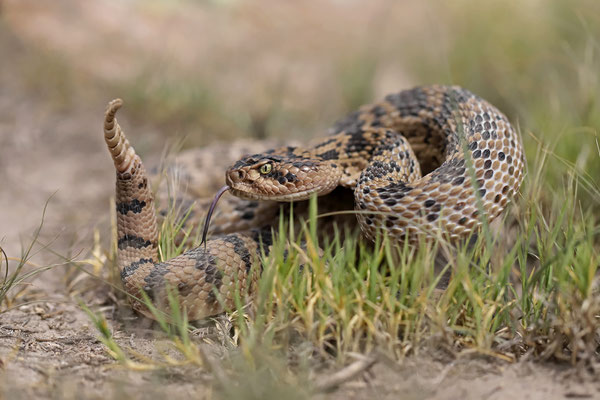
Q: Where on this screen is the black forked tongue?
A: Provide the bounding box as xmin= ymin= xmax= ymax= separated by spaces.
xmin=201 ymin=185 xmax=230 ymax=246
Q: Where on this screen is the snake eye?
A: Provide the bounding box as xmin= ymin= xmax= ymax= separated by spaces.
xmin=259 ymin=163 xmax=272 ymax=175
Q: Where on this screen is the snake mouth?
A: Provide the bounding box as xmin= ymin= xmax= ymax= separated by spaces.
xmin=229 ymin=185 xmax=319 ymax=202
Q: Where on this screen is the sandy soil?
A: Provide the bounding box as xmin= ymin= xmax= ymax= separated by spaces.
xmin=0 ymin=0 xmax=598 ymax=398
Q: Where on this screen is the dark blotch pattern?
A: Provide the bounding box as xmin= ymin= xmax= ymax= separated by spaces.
xmin=118 ymin=234 xmax=152 ymax=250
xmin=330 ymin=110 xmax=362 ymax=134
xmin=116 ymin=199 xmax=146 ymax=214
xmin=377 ymin=181 xmax=413 ymax=200
xmin=315 ymin=137 xmax=338 ymax=148
xmin=223 ymin=235 xmax=253 ymax=273
xmin=291 ymin=160 xmax=317 ymax=169
xmin=251 ymin=229 xmax=273 ymax=258
xmin=184 ymin=247 xmax=222 ymax=303
xmin=453 ymin=176 xmax=465 ymax=185
xmin=241 ymin=211 xmax=255 ymax=220
xmin=317 ymin=149 xmax=340 ymax=160
xmin=385 ymin=198 xmax=397 ymax=206
xmin=143 ymin=261 xmax=170 ymax=301
xmin=121 ymin=258 xmax=154 ymax=280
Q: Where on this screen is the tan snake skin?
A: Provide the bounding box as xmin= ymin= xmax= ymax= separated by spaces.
xmin=104 ymin=85 xmax=525 ymax=320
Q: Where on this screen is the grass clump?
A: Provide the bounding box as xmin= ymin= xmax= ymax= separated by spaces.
xmin=237 ymin=172 xmax=598 ymax=364
xmin=0 ymin=200 xmax=60 ymax=312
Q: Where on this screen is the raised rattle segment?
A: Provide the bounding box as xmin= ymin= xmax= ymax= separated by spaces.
xmin=105 ymin=85 xmax=525 ymax=321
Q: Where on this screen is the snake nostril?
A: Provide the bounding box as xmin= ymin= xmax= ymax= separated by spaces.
xmin=237 ymin=171 xmax=245 ymax=180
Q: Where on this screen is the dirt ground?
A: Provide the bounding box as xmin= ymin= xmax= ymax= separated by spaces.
xmin=1 ymin=0 xmax=598 ymax=398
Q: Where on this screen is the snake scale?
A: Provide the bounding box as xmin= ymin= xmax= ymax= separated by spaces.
xmin=104 ymin=85 xmax=525 ymax=320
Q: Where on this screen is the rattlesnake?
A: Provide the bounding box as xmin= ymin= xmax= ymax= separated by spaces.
xmin=104 ymin=85 xmax=525 ymax=320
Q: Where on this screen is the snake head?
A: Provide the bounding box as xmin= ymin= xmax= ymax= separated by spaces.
xmin=202 ymin=152 xmax=341 ymax=244
xmin=225 ymin=153 xmax=342 ymax=201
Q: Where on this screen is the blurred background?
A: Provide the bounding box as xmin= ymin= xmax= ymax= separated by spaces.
xmin=0 ymin=0 xmax=598 ymax=258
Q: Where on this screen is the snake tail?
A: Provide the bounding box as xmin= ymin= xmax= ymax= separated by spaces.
xmin=104 ymin=99 xmax=264 ymax=320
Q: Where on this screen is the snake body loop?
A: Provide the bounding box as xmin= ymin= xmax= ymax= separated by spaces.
xmin=104 ymin=85 xmax=525 ymax=320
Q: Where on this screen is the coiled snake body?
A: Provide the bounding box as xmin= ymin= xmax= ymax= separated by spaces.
xmin=104 ymin=85 xmax=525 ymax=320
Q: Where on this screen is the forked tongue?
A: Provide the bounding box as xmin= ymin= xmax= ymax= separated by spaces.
xmin=201 ymin=185 xmax=230 ymax=245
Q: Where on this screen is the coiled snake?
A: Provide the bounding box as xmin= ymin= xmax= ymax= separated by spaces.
xmin=104 ymin=85 xmax=525 ymax=320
